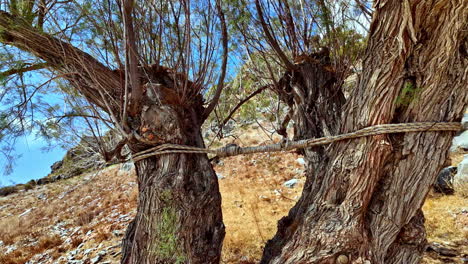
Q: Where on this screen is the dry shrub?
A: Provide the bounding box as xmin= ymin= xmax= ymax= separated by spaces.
xmin=0 ymin=186 xmax=18 ymax=197
xmin=35 ymin=235 xmax=63 ymax=252
xmin=70 ymin=236 xmax=83 ymax=248
xmin=0 ymin=216 xmax=35 ymax=245
xmin=0 ymin=250 xmax=29 ymax=264
xmin=75 ymin=208 xmax=100 ymax=226
xmin=0 ymin=235 xmax=63 ymax=264
xmin=94 ymin=229 xmax=111 ymax=243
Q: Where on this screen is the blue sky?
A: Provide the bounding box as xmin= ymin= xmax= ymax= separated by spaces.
xmin=0 ymin=134 xmax=66 ymax=186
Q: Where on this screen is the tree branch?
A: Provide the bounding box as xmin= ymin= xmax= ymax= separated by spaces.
xmin=0 ymin=11 xmax=121 ymax=114
xmin=121 ymin=0 xmax=141 ymax=117
xmin=254 ymin=0 xmax=295 ymax=70
xmin=203 ymin=0 xmax=228 ymax=120
xmin=212 ymin=85 xmax=268 ymax=139
xmin=0 ymin=62 xmax=48 ymax=78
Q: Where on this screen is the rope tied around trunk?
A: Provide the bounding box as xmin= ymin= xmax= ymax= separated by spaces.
xmin=131 ymin=122 xmax=462 ymax=162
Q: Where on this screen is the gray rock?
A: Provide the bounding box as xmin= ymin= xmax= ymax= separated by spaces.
xmin=50 ymin=160 xmax=63 ymax=172
xmin=67 ymin=261 xmax=84 ymax=264
xmin=455 ymin=154 xmax=468 ymax=185
xmin=37 ymin=177 xmax=53 ymax=185
xmin=5 ymin=244 xmax=17 ymax=254
xmin=37 ymin=193 xmax=47 ymax=200
xmin=296 ymin=157 xmax=305 ymax=165
xmin=433 ymin=167 xmax=457 ymax=195
xmin=216 ymin=173 xmax=225 ymax=180
xmin=84 ymin=248 xmax=95 ymax=255
xmin=283 ymin=179 xmax=299 ymax=188
xmin=91 ymin=254 xmax=103 ymax=264
xmin=223 ymin=120 xmax=236 ymax=134
xmin=462 ymin=113 xmax=468 ymax=130
xmin=120 ymin=162 xmax=135 ymax=172
xmin=51 ymin=174 xmax=64 ymax=181
xmin=112 ymin=230 xmax=124 ymax=237
xmin=451 ymin=130 xmax=468 ymax=152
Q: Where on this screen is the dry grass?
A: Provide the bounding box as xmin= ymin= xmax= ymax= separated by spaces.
xmin=0 ymin=235 xmax=62 ymax=264
xmin=423 ymin=194 xmax=468 ymax=243
xmin=214 ymin=127 xmax=304 ymax=263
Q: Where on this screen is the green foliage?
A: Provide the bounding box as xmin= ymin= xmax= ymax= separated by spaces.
xmin=396 ymin=81 xmax=422 ymax=107
xmin=330 ymin=26 xmax=366 ymax=62
xmin=205 ymin=52 xmax=285 ymax=131
xmin=149 ymin=190 xmax=186 ymax=263
xmin=22 ymin=182 xmax=34 ymax=190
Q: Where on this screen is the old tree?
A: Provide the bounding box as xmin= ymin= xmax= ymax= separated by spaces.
xmin=0 ymin=0 xmax=467 ymax=264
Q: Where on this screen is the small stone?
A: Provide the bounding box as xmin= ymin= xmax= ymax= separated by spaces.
xmin=283 ymin=179 xmax=299 ymax=188
xmin=336 ymin=255 xmax=349 ymax=264
xmin=233 ymin=200 xmax=243 ymax=208
xmin=5 ymin=245 xmax=16 ymax=254
xmin=120 ymin=162 xmax=135 ymax=172
xmin=112 ymin=230 xmax=124 ymax=237
xmin=259 ymin=195 xmax=271 ymax=202
xmin=216 ymin=173 xmax=225 ymax=180
xmin=37 ymin=193 xmax=47 ymax=200
xmin=91 ymin=254 xmax=103 ymax=264
xmin=296 ymin=157 xmax=305 ymax=165
xmin=19 ymin=208 xmax=33 ymax=217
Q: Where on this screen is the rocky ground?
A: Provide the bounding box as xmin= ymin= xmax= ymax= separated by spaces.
xmin=0 ymin=125 xmax=467 ymax=264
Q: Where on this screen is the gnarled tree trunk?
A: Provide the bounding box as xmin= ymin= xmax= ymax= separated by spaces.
xmin=118 ymin=76 xmax=226 ymax=264
xmin=0 ymin=12 xmax=225 ymax=264
xmin=262 ymin=0 xmax=467 ymax=263
xmin=121 ymin=129 xmax=225 ymax=264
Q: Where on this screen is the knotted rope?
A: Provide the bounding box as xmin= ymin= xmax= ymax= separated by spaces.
xmin=131 ymin=122 xmax=462 ymax=162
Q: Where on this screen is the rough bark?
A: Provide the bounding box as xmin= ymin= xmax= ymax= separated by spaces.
xmin=262 ymin=0 xmax=467 ymax=263
xmin=118 ymin=68 xmax=225 ymax=264
xmin=274 ymin=48 xmax=345 ymax=167
xmin=121 ymin=105 xmax=224 ymax=263
xmin=0 ymin=12 xmax=225 ymax=264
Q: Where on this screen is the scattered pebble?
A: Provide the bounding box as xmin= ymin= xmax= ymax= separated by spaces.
xmin=283 ymin=179 xmax=299 ymax=188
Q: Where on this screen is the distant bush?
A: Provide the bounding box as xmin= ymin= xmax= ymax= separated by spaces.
xmin=21 ymin=183 xmax=35 ymax=191
xmin=0 ymin=186 xmax=18 ymax=197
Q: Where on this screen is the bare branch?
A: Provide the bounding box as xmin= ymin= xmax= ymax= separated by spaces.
xmin=254 ymin=0 xmax=295 ymax=70
xmin=121 ymin=0 xmax=141 ymax=117
xmin=0 ymin=62 xmax=48 ymax=78
xmin=212 ymin=85 xmax=268 ymax=140
xmin=203 ymin=0 xmax=228 ymax=120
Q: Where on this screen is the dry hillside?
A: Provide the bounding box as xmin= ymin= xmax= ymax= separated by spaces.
xmin=0 ymin=126 xmax=466 ymax=264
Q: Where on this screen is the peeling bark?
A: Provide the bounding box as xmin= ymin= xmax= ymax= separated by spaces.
xmin=262 ymin=0 xmax=467 ymax=263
